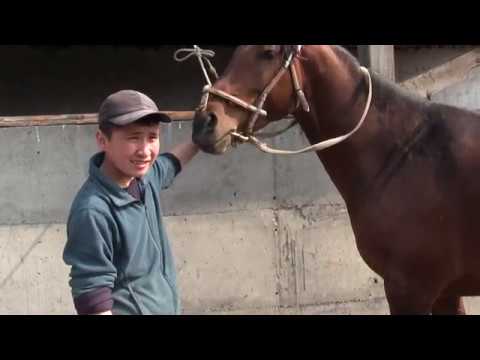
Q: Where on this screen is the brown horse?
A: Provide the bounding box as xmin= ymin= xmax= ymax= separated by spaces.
xmin=191 ymin=45 xmax=480 ymax=315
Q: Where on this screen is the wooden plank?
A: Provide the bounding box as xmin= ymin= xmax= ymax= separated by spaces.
xmin=0 ymin=111 xmax=195 ymax=128
xmin=358 ymin=45 xmax=396 ymax=82
xmin=400 ymin=48 xmax=480 ymax=98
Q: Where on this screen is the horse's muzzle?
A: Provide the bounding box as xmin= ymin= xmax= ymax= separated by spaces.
xmin=193 ymin=111 xmax=217 ymax=138
xmin=192 ymin=111 xmax=225 ymax=154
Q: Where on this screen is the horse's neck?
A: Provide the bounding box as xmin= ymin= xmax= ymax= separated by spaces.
xmin=299 ymin=46 xmax=370 ymax=141
xmin=297 ymin=47 xmax=423 ymax=205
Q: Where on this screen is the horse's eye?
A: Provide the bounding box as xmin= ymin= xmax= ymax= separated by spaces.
xmin=259 ymin=50 xmax=275 ymax=60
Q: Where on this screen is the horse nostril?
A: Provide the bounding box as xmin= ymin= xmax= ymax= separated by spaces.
xmin=206 ymin=112 xmax=217 ymax=129
xmin=193 ymin=111 xmax=218 ymax=138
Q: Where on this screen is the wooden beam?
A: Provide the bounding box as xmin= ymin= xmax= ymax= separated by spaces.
xmin=358 ymin=45 xmax=396 ymax=82
xmin=400 ymin=48 xmax=480 ymax=98
xmin=0 ymin=111 xmax=195 ymax=128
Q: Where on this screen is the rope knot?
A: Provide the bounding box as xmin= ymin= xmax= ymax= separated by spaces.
xmin=173 ymin=45 xmax=219 ymax=84
xmin=173 ymin=46 xmax=216 ymax=62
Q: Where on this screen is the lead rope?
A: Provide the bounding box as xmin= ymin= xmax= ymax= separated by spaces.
xmin=174 ymin=46 xmax=372 ymax=155
xmin=174 ymin=45 xmax=219 ymax=111
xmin=233 ymin=66 xmax=373 ymax=155
xmin=174 ymin=45 xmax=218 ymax=86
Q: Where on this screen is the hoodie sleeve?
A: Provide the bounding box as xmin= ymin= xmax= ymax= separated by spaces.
xmin=63 ymin=208 xmax=117 ymax=300
xmin=151 ymin=153 xmax=182 ymax=190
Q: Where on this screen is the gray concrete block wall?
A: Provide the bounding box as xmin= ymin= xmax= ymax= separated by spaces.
xmin=0 ymin=224 xmax=73 ymax=314
xmin=0 ymin=120 xmax=385 ymax=314
xmin=431 ymin=69 xmax=480 ymax=109
xmin=0 ymin=125 xmax=94 ymax=225
xmin=395 ymin=46 xmax=477 ymax=83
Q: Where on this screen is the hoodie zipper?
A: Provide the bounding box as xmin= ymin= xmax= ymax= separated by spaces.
xmin=141 ymin=182 xmax=177 ymax=311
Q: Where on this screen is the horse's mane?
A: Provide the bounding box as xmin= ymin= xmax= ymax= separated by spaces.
xmin=330 ymin=45 xmax=429 ymax=106
xmin=331 ymin=45 xmax=361 ymax=68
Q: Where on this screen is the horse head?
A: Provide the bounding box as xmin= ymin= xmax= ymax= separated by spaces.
xmin=192 ymin=45 xmax=308 ymax=154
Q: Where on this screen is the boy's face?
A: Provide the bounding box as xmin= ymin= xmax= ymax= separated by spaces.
xmin=96 ymin=122 xmax=161 ymax=187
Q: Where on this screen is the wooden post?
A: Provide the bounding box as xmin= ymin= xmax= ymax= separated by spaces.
xmin=358 ymin=45 xmax=396 ymax=82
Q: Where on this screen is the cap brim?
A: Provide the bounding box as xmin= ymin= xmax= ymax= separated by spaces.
xmin=108 ymin=109 xmax=172 ymax=126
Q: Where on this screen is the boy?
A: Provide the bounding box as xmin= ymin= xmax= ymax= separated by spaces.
xmin=63 ymin=90 xmax=199 ymax=315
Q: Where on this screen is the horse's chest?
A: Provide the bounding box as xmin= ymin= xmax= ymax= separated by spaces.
xmin=348 ymin=210 xmax=398 ymax=276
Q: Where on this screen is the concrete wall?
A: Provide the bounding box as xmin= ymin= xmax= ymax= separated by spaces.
xmin=0 ymin=121 xmax=388 ymax=314
xmin=432 ymin=66 xmax=480 ymax=109
xmin=395 ymin=45 xmax=477 ymax=82
xmin=1 ymin=46 xmax=480 ymax=315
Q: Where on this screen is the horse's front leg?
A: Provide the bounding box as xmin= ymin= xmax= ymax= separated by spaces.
xmin=432 ymin=295 xmax=466 ymax=315
xmin=383 ymin=277 xmax=439 ymax=315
